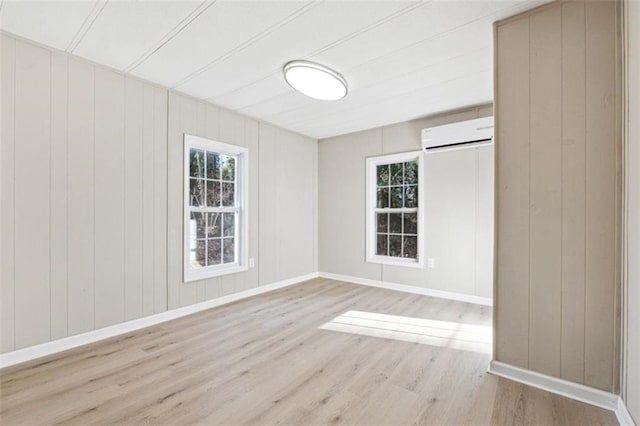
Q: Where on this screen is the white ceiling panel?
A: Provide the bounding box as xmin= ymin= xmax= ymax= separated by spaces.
xmin=73 ymin=0 xmax=204 ymax=71
xmin=175 ymin=1 xmax=417 ymax=99
xmin=251 ymin=48 xmax=492 ymax=129
xmin=0 ymin=0 xmax=101 ymax=51
xmin=0 ymin=0 xmax=551 ymax=139
xmin=130 ymin=1 xmax=311 ymax=87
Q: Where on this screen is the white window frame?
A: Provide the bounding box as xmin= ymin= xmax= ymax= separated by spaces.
xmin=365 ymin=150 xmax=424 ymax=268
xmin=183 ymin=134 xmax=249 ymax=282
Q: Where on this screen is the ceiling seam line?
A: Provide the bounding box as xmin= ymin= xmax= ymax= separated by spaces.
xmin=205 ymin=1 xmax=429 ymax=103
xmin=124 ymin=0 xmax=215 ymax=73
xmin=171 ymin=0 xmax=324 ymax=90
xmin=207 ymin=1 xmax=521 ymax=103
xmin=237 ymin=45 xmax=492 ymax=120
xmin=67 ymin=0 xmax=109 ymax=53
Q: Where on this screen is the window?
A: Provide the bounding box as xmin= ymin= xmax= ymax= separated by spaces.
xmin=184 ymin=134 xmax=248 ymax=282
xmin=366 ymin=151 xmax=424 ymax=267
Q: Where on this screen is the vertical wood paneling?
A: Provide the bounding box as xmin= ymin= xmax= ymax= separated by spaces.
xmin=529 ymin=6 xmax=562 ymax=377
xmin=13 ymin=41 xmax=51 ymax=349
xmin=153 ymin=87 xmax=168 ymax=314
xmin=258 ymin=123 xmax=278 ymax=286
xmin=177 ymin=96 xmax=199 ymax=307
xmin=50 ymin=51 xmax=69 ymax=340
xmin=496 ymin=1 xmax=621 ymax=391
xmin=495 ymin=17 xmax=531 ymax=367
xmin=124 ymin=78 xmax=144 ymax=321
xmin=142 ymin=84 xmax=154 ymax=316
xmin=561 ymin=0 xmax=587 ymax=384
xmin=166 ymin=92 xmax=181 ymax=310
xmin=584 ymin=0 xmax=617 ymax=391
xmin=476 ymin=146 xmax=494 ymax=299
xmin=244 ymin=118 xmax=260 ymax=290
xmin=67 ymin=57 xmax=95 ymax=336
xmin=1 ymin=34 xmax=16 ymax=352
xmin=94 ymin=68 xmax=125 ymax=328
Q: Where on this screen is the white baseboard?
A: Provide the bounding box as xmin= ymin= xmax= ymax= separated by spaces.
xmin=617 ymin=397 xmax=637 ymax=426
xmin=488 ymin=360 xmax=622 ymax=411
xmin=319 ymin=272 xmax=492 ymax=306
xmin=0 ymin=272 xmax=319 ymax=370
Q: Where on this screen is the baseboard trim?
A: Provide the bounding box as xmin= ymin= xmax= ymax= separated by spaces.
xmin=488 ymin=360 xmax=620 ymax=412
xmin=319 ymin=272 xmax=492 ymax=306
xmin=0 ymin=272 xmax=319 ymax=370
xmin=617 ymin=397 xmax=637 ymax=426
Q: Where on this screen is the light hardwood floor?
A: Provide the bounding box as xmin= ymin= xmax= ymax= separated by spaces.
xmin=0 ymin=278 xmax=617 ymax=425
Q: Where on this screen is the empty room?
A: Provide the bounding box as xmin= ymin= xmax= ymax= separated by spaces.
xmin=0 ymin=0 xmax=638 ymax=425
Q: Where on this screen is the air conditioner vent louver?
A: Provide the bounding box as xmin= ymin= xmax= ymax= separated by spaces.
xmin=421 ymin=117 xmax=494 ymax=153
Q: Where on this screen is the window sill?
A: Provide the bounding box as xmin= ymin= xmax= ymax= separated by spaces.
xmin=184 ymin=264 xmax=249 ymax=283
xmin=366 ymin=256 xmax=424 ymax=269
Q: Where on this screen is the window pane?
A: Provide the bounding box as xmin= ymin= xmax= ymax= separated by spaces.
xmin=206 ymin=152 xmax=220 ymax=179
xmin=376 ymin=187 xmax=389 ymax=208
xmin=404 ymin=161 xmax=418 ymax=185
xmin=207 ymin=212 xmax=221 ymax=238
xmin=223 ymin=238 xmax=235 ymax=263
xmin=403 ymin=236 xmax=417 ymax=259
xmin=190 ymin=149 xmax=205 ymax=178
xmin=404 ymin=185 xmax=418 ymax=208
xmin=390 ymin=163 xmax=403 ymax=185
xmin=221 ymin=182 xmax=235 ymax=207
xmin=376 ymin=234 xmax=388 ymax=256
xmin=191 ymin=240 xmax=206 ymax=268
xmin=403 ymin=213 xmax=418 ymax=235
xmin=389 ymin=235 xmax=402 ymax=257
xmin=190 ymin=212 xmax=205 ymax=239
xmin=221 ymin=156 xmax=235 ymax=181
xmin=190 ymin=178 xmax=204 ymax=206
xmin=390 ymin=186 xmax=403 ymax=208
xmin=206 ymin=181 xmax=220 ymax=207
xmin=376 ymin=164 xmax=389 ymax=186
xmin=207 ymin=238 xmax=221 ymax=266
xmin=376 ymin=213 xmax=388 ymax=233
xmin=389 ymin=213 xmax=402 ymax=234
xmin=223 ymin=213 xmax=235 ymax=237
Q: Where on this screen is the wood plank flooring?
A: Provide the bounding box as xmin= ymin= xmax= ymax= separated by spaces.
xmin=0 ymin=278 xmax=617 ymax=425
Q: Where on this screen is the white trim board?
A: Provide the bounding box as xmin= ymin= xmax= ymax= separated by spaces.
xmin=319 ymin=272 xmax=493 ymax=306
xmin=0 ymin=272 xmax=319 ymax=370
xmin=489 ymin=361 xmax=636 ymax=426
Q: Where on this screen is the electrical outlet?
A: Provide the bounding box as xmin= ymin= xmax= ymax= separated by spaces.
xmin=249 ymin=258 xmax=255 ymax=268
xmin=427 ymin=258 xmax=435 ymax=269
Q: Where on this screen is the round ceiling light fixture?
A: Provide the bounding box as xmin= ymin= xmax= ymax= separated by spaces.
xmin=283 ymin=60 xmax=348 ymax=101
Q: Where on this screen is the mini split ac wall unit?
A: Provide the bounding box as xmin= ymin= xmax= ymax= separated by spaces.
xmin=421 ymin=116 xmax=494 ymax=153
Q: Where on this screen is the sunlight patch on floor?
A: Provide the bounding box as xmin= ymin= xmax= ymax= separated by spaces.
xmin=319 ymin=310 xmax=492 ymax=354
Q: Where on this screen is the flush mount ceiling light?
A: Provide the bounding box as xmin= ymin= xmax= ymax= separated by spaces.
xmin=283 ymin=60 xmax=348 ymax=101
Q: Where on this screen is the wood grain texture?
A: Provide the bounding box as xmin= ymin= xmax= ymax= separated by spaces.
xmin=584 ymin=0 xmax=619 ymax=392
xmin=529 ymin=5 xmax=562 ymax=378
xmin=560 ymin=0 xmax=587 ymax=384
xmin=495 ymin=16 xmax=531 ymax=368
xmin=495 ymin=0 xmax=622 ymax=392
xmin=0 ymin=279 xmax=616 ymax=425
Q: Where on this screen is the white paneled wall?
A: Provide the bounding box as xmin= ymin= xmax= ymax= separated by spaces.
xmin=1 ymin=33 xmax=168 ymax=352
xmin=1 ymin=33 xmax=318 ymax=354
xmin=318 ymin=106 xmax=494 ymax=299
xmin=494 ymin=1 xmax=621 ymax=391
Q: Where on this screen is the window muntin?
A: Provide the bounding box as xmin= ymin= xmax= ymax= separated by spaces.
xmin=366 ymin=151 xmax=423 ymax=267
xmin=184 ymin=135 xmax=248 ymax=281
